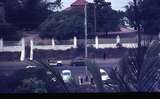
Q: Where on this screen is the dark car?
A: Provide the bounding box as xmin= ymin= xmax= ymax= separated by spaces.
xmin=70 ymin=57 xmax=86 ymax=66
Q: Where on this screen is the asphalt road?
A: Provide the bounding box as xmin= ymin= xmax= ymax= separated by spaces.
xmin=0 ymin=58 xmax=120 ymax=81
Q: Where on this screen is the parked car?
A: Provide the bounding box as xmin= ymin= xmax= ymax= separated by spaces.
xmin=100 ymin=69 xmax=110 ymax=81
xmin=48 ymin=59 xmax=62 ymax=66
xmin=25 ymin=65 xmax=37 ymax=69
xmin=61 ymin=70 xmax=72 ymax=83
xmin=70 ymin=57 xmax=86 ymax=66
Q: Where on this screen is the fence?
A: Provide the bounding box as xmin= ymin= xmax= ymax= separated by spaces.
xmin=0 ymin=35 xmax=138 ymax=61
xmin=29 ymin=36 xmax=77 ymax=60
xmin=93 ymin=36 xmax=138 ymax=49
xmin=0 ymin=38 xmax=25 ymax=61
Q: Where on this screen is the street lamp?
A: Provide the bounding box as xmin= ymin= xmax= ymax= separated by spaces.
xmin=84 ymin=2 xmax=88 ymax=80
xmin=84 ymin=2 xmax=88 ymax=59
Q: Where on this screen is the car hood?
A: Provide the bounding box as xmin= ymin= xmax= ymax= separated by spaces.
xmin=101 ymin=75 xmax=110 ymax=81
xmin=62 ymin=75 xmax=70 ymax=81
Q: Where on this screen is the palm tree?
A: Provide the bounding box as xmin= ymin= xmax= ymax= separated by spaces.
xmin=105 ymin=39 xmax=160 ymax=92
xmin=26 ymin=59 xmax=69 ymax=93
xmin=86 ymin=60 xmax=105 ymax=92
xmin=31 ymin=60 xmax=93 ymax=93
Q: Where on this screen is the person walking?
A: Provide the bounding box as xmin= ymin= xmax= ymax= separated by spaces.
xmin=103 ymin=52 xmax=106 ymax=60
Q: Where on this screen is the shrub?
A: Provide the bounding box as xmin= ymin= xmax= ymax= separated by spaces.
xmin=0 ymin=24 xmax=21 ymax=40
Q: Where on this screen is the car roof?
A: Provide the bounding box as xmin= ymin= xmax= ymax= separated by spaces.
xmin=100 ymin=69 xmax=106 ymax=73
xmin=73 ymin=57 xmax=85 ymax=60
xmin=62 ymin=70 xmax=71 ymax=73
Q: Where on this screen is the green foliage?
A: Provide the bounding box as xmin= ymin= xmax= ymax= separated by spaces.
xmin=15 ymin=77 xmax=47 ymax=93
xmin=125 ymin=3 xmax=135 ymax=28
xmin=67 ymin=75 xmax=80 ymax=93
xmin=39 ymin=0 xmax=121 ymax=40
xmin=2 ymin=0 xmax=61 ymax=30
xmin=0 ymin=2 xmax=5 ymax=23
xmin=125 ymin=0 xmax=160 ymax=35
xmin=39 ymin=11 xmax=85 ymax=40
xmin=4 ymin=60 xmax=69 ymax=93
xmin=93 ymin=0 xmax=121 ymax=32
xmin=106 ymin=40 xmax=160 ymax=92
xmin=28 ymin=60 xmax=69 ymax=92
xmin=0 ymin=24 xmax=21 ymax=40
xmin=86 ymin=60 xmax=104 ymax=92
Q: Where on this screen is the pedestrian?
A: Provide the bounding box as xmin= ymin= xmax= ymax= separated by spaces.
xmin=85 ymin=76 xmax=88 ymax=81
xmin=91 ymin=78 xmax=94 ymax=85
xmin=103 ymin=52 xmax=106 ymax=60
xmin=80 ymin=77 xmax=83 ymax=85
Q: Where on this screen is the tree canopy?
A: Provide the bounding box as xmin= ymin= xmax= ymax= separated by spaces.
xmin=39 ymin=0 xmax=122 ymax=40
xmin=0 ymin=0 xmax=61 ymax=40
xmin=1 ymin=0 xmax=61 ymax=30
xmin=125 ymin=0 xmax=160 ymax=35
xmin=93 ymin=0 xmax=121 ymax=32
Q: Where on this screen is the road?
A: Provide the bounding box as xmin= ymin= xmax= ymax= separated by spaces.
xmin=0 ymin=58 xmax=120 ymax=82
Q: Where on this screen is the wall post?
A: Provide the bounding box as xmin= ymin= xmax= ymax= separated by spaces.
xmin=30 ymin=39 xmax=34 ymax=60
xmin=73 ymin=36 xmax=77 ymax=48
xmin=20 ymin=38 xmax=25 ymax=61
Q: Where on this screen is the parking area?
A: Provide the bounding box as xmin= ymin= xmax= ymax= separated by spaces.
xmin=0 ymin=58 xmax=119 ymax=86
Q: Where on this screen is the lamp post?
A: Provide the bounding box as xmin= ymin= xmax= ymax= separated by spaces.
xmin=84 ymin=2 xmax=88 ymax=80
xmin=84 ymin=3 xmax=88 ymax=59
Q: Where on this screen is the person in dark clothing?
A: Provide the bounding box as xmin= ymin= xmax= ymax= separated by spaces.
xmin=103 ymin=52 xmax=106 ymax=60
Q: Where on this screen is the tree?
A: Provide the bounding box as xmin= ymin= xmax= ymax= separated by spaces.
xmin=93 ymin=0 xmax=121 ymax=33
xmin=125 ymin=0 xmax=160 ymax=36
xmin=86 ymin=60 xmax=105 ymax=92
xmin=39 ymin=1 xmax=121 ymax=40
xmin=0 ymin=2 xmax=5 ymax=23
xmin=140 ymin=0 xmax=160 ymax=35
xmin=125 ymin=2 xmax=136 ymax=28
xmin=15 ymin=77 xmax=48 ymax=93
xmin=39 ymin=11 xmax=85 ymax=40
xmin=0 ymin=24 xmax=22 ymax=40
xmin=1 ymin=60 xmax=69 ymax=93
xmin=0 ymin=2 xmax=22 ymax=40
xmin=2 ymin=0 xmax=61 ymax=30
xmin=105 ymin=39 xmax=160 ymax=92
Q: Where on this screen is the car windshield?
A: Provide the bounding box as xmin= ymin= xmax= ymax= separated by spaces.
xmin=101 ymin=72 xmax=107 ymax=76
xmin=48 ymin=60 xmax=56 ymax=63
xmin=63 ymin=72 xmax=70 ymax=75
xmin=73 ymin=62 xmax=85 ymax=66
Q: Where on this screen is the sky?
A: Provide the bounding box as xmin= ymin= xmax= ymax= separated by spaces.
xmin=60 ymin=0 xmax=132 ymax=11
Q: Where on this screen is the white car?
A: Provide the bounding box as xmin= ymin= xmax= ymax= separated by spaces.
xmin=100 ymin=69 xmax=110 ymax=81
xmin=57 ymin=60 xmax=62 ymax=66
xmin=25 ymin=65 xmax=37 ymax=69
xmin=61 ymin=70 xmax=72 ymax=83
xmin=48 ymin=60 xmax=62 ymax=66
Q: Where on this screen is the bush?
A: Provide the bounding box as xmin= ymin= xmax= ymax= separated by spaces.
xmin=0 ymin=67 xmax=68 ymax=93
xmin=0 ymin=24 xmax=22 ymax=40
xmin=33 ymin=47 xmax=129 ymax=60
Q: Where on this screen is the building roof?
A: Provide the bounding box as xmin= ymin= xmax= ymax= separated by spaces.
xmin=63 ymin=0 xmax=89 ymax=11
xmin=63 ymin=7 xmax=72 ymax=11
xmin=71 ymin=0 xmax=87 ymax=6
